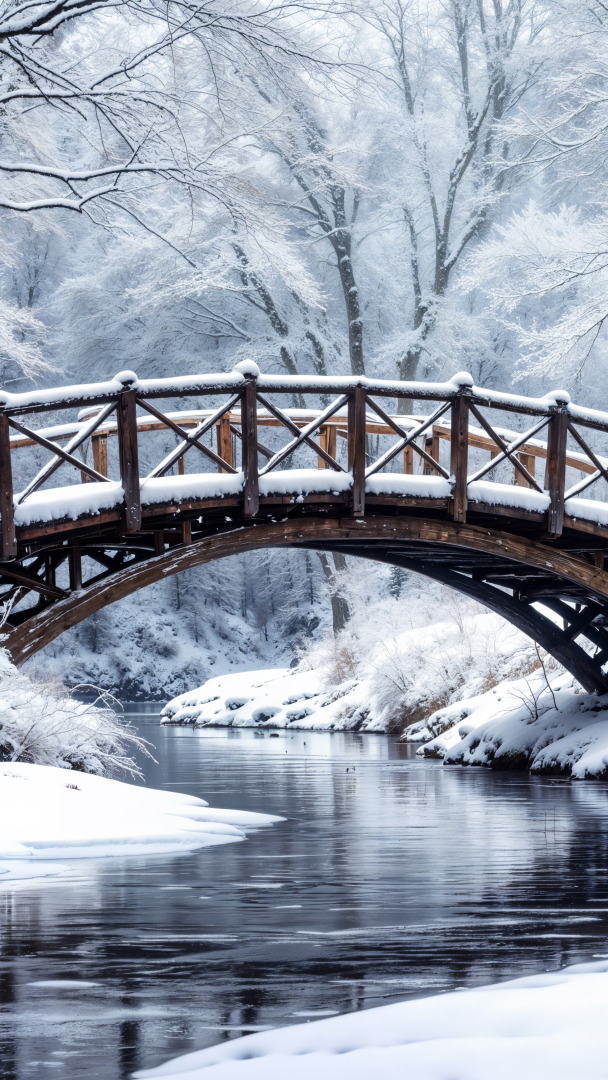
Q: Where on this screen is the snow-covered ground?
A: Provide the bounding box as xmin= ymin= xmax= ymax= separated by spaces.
xmin=407 ymin=670 xmax=608 ymax=778
xmin=133 ymin=959 xmax=608 ymax=1080
xmin=162 ymin=610 xmax=543 ymax=735
xmin=162 ymin=607 xmax=608 ymax=778
xmin=0 ymin=763 xmax=282 ymax=883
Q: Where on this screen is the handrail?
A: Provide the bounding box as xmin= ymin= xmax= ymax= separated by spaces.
xmin=3 ymin=364 xmax=608 ymax=561
xmin=7 ymin=408 xmax=603 ymax=477
xmin=0 ymin=369 xmax=584 ymax=420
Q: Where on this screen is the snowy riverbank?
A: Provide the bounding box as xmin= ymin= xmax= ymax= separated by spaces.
xmin=134 ymin=959 xmax=608 ymax=1080
xmin=162 ymin=612 xmax=608 ymax=778
xmin=405 ymin=670 xmax=608 ymax=779
xmin=162 ymin=611 xmax=540 ymax=735
xmin=0 ymin=764 xmax=282 ymax=883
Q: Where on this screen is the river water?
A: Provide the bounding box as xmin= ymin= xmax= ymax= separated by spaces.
xmin=2 ymin=710 xmax=608 ymax=1079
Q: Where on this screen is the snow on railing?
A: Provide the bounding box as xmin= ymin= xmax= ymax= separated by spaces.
xmin=2 ymin=362 xmax=608 ymax=560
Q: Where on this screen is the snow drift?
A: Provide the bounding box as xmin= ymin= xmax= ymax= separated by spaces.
xmin=162 ymin=611 xmax=542 ymax=734
xmin=133 ymin=958 xmax=608 ymax=1080
xmin=407 ymin=669 xmax=608 ymax=779
xmin=0 ymin=763 xmax=282 ymax=882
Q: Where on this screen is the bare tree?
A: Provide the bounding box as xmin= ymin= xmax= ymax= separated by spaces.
xmin=356 ymin=0 xmax=547 ymax=395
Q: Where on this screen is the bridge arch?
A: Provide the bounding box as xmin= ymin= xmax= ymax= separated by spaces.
xmin=5 ymin=515 xmax=608 ymax=694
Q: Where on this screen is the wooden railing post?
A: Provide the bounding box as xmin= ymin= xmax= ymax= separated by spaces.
xmin=116 ymin=376 xmax=141 ymax=533
xmin=0 ymin=409 xmax=16 ymax=561
xmin=92 ymin=433 xmax=108 ymax=478
xmin=216 ymin=417 xmax=233 ymax=472
xmin=450 ymin=393 xmax=469 ymax=523
xmin=545 ymin=403 xmax=568 ymax=538
xmin=348 ymin=385 xmax=366 ymax=515
xmin=515 ymin=452 xmax=535 ymax=488
xmin=241 ymin=375 xmax=259 ymax=518
xmin=423 ymin=431 xmax=441 ymax=476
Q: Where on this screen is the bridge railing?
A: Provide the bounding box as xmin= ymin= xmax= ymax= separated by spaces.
xmin=2 ymin=364 xmax=608 ymax=560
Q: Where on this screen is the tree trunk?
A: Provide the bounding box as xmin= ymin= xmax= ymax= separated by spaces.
xmin=317 ymin=552 xmax=350 ymax=634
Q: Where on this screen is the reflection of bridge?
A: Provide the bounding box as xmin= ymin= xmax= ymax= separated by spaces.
xmin=4 ymin=363 xmax=608 ymax=690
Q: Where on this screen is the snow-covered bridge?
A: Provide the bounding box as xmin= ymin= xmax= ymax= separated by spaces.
xmin=3 ymin=362 xmax=608 ymax=692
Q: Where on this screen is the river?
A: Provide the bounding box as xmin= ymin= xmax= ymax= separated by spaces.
xmin=2 ymin=709 xmax=608 ymax=1079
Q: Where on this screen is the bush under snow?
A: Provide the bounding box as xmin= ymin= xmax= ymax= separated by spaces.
xmin=162 ymin=605 xmax=544 ymax=735
xmin=406 ymin=669 xmax=608 ymax=780
xmin=0 ymin=649 xmax=148 ymax=776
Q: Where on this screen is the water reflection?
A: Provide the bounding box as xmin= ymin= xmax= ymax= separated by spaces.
xmin=0 ymin=716 xmax=608 ymax=1078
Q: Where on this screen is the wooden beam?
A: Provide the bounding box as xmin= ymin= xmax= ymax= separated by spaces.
xmin=0 ymin=412 xmax=16 ymax=560
xmin=92 ymin=434 xmax=107 ymax=478
xmin=68 ymin=544 xmax=82 ymax=592
xmin=515 ymin=452 xmax=535 ymax=487
xmin=348 ymin=386 xmax=366 ymax=515
xmin=545 ymin=408 xmax=568 ymax=538
xmin=423 ymin=431 xmax=441 ymax=476
xmin=216 ymin=417 xmax=233 ymax=472
xmin=0 ymin=562 xmax=65 ymax=600
xmin=117 ymin=389 xmax=141 ymax=533
xmin=450 ymin=396 xmax=469 ymax=523
xmin=241 ymin=378 xmax=259 ymax=518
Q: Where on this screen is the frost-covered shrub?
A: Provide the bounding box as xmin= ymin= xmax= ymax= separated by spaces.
xmin=0 ymin=650 xmax=149 ymax=777
xmin=295 ymin=590 xmax=544 ymax=733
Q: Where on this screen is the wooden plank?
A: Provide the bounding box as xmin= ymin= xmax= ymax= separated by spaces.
xmin=423 ymin=432 xmax=441 ymax=476
xmin=0 ymin=412 xmax=16 ymax=560
xmin=545 ymin=409 xmax=568 ymax=538
xmin=318 ymin=427 xmax=327 ymax=470
xmin=92 ymin=434 xmax=108 ymax=478
xmin=348 ymin=387 xmax=366 ymax=515
xmin=450 ymin=395 xmax=469 ymax=523
xmin=317 ymin=426 xmax=338 ymax=470
xmin=241 ymin=379 xmax=259 ymax=518
xmin=404 ymin=445 xmax=414 ymax=474
xmin=117 ymin=389 xmax=141 ymax=533
xmin=68 ymin=544 xmax=82 ymax=592
xmin=182 ymin=520 xmax=192 ymax=545
xmin=154 ymin=530 xmax=165 ymax=557
xmin=0 ymin=562 xmax=65 ymax=599
xmin=17 ymin=510 xmax=119 ymax=541
xmin=515 ymin=452 xmax=535 ymax=487
xmin=216 ymin=417 xmax=233 ymax=472
xmin=45 ymin=552 xmax=56 ymax=590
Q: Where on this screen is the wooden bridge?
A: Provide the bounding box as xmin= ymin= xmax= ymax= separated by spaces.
xmin=3 ymin=362 xmax=608 ymax=692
